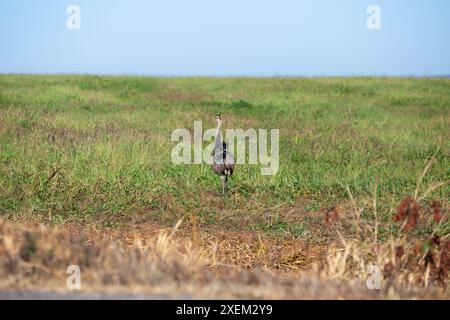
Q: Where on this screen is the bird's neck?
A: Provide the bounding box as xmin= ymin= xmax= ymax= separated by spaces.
xmin=216 ymin=122 xmax=222 ymax=136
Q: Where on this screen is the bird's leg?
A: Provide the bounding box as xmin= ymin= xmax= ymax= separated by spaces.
xmin=221 ymin=176 xmax=226 ymax=195
xmin=224 ymin=178 xmax=228 ymax=194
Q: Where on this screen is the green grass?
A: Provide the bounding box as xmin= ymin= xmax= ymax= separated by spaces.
xmin=0 ymin=75 xmax=449 ymax=238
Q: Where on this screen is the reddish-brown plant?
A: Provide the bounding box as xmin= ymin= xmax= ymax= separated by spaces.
xmin=383 ymin=261 xmax=395 ymax=278
xmin=395 ymin=245 xmax=405 ymax=259
xmin=323 ymin=207 xmax=340 ymax=226
xmin=394 ymin=197 xmax=420 ymax=232
xmin=430 ymin=200 xmax=443 ymax=223
xmin=436 ymin=242 xmax=450 ymax=284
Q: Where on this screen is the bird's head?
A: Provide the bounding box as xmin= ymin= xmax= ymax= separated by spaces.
xmin=215 ymin=114 xmax=223 ymax=125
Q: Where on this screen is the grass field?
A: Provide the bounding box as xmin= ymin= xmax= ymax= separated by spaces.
xmin=0 ymin=75 xmax=449 ymax=298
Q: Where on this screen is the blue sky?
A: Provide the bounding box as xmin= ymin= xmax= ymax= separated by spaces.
xmin=1 ymin=0 xmax=449 ymax=76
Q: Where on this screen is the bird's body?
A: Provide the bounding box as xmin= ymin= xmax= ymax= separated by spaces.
xmin=211 ymin=115 xmax=234 ymax=194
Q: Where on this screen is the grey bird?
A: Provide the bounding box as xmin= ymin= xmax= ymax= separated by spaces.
xmin=211 ymin=114 xmax=234 ymax=194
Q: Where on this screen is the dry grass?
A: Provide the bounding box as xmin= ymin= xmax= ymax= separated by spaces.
xmin=0 ymin=215 xmax=448 ymax=299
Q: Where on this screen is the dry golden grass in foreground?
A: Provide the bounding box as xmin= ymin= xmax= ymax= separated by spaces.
xmin=0 ymin=217 xmax=448 ymax=299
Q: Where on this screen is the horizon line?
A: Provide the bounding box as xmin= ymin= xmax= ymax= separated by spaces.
xmin=1 ymin=72 xmax=450 ymax=79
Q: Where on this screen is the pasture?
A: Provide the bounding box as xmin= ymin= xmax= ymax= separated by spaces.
xmin=0 ymin=75 xmax=449 ymax=298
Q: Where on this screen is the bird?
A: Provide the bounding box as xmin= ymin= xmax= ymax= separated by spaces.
xmin=211 ymin=114 xmax=234 ymax=194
